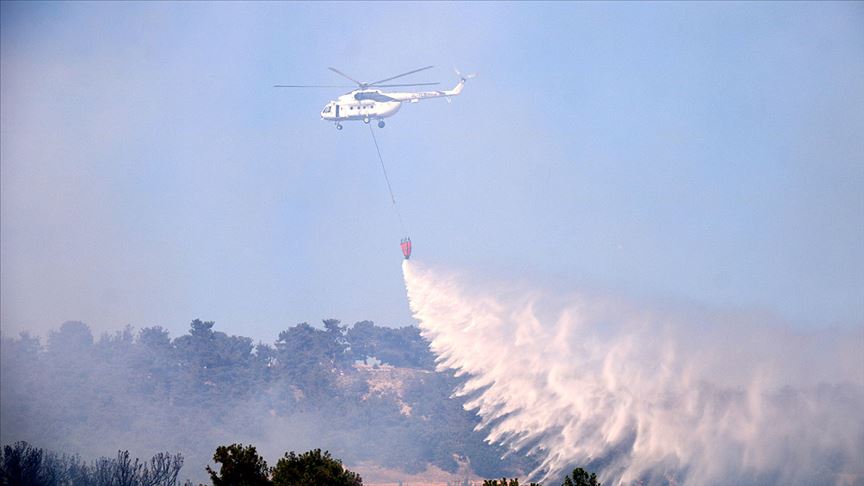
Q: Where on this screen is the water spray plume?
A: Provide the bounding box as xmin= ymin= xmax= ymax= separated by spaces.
xmin=402 ymin=261 xmax=864 ymax=485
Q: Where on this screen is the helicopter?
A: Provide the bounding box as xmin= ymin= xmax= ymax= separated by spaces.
xmin=275 ymin=66 xmax=473 ymax=130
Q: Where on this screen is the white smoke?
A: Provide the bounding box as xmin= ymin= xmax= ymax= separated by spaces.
xmin=403 ymin=261 xmax=864 ymax=485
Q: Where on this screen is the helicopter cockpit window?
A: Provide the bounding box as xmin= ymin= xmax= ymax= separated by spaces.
xmin=323 ymin=105 xmax=332 ymax=113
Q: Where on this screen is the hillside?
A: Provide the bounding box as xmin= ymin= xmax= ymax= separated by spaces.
xmin=0 ymin=319 xmax=527 ymax=483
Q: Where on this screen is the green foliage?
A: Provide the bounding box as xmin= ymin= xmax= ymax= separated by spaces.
xmin=481 ymin=468 xmax=600 ymax=486
xmin=562 ymin=467 xmax=600 ymax=486
xmin=48 ymin=321 xmax=94 ymax=353
xmin=347 ymin=321 xmax=435 ymax=368
xmin=173 ymin=319 xmax=258 ymax=403
xmin=272 ymin=321 xmax=350 ymax=405
xmin=1 ymin=318 xmax=520 ymax=482
xmin=482 ymin=478 xmax=540 ymax=486
xmin=271 ymin=448 xmax=362 ymax=486
xmin=206 ymin=444 xmax=270 ymax=486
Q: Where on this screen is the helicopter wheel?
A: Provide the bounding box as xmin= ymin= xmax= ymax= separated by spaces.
xmin=335 ymin=123 xmax=343 ymax=130
xmin=363 ymin=117 xmax=370 ymax=124
xmin=377 ymin=120 xmax=385 ymax=128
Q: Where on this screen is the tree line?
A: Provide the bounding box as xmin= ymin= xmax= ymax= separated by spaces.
xmin=0 ymin=441 xmax=183 ymax=486
xmin=0 ymin=319 xmax=520 ymax=481
xmin=1 ymin=441 xmax=600 ymax=486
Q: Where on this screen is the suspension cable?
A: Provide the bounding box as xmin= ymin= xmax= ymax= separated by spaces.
xmin=369 ymin=124 xmax=407 ymax=235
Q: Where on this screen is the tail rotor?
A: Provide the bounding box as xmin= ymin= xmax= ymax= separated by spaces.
xmin=454 ymin=68 xmax=477 ymax=81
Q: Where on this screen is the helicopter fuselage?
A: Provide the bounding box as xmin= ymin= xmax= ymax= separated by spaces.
xmin=320 ymin=77 xmax=467 ymax=128
xmin=320 ymin=90 xmax=402 ymax=124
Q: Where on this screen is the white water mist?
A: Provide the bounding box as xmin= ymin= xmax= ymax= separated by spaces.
xmin=403 ymin=261 xmax=863 ymax=485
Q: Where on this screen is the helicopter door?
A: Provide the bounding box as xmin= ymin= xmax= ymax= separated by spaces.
xmin=335 ymin=104 xmax=340 ymax=119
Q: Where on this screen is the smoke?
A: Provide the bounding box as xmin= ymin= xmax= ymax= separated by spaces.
xmin=403 ymin=260 xmax=864 ymax=485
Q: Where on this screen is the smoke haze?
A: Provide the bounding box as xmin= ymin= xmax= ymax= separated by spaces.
xmin=403 ymin=260 xmax=864 ymax=485
xmin=0 ymin=319 xmax=514 ymax=483
xmin=2 ymin=3 xmax=862 ymax=484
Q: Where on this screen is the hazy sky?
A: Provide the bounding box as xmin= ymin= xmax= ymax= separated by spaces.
xmin=2 ymin=1 xmax=862 ymax=342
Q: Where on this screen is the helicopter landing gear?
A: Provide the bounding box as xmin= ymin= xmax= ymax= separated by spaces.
xmin=377 ymin=120 xmax=385 ymax=128
xmin=335 ymin=123 xmax=343 ymax=130
xmin=363 ymin=117 xmax=370 ymax=124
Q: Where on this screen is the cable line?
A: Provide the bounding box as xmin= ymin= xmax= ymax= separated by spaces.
xmin=369 ymin=124 xmax=407 ymax=235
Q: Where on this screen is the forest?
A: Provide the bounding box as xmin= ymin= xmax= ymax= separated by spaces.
xmin=0 ymin=319 xmax=532 ymax=483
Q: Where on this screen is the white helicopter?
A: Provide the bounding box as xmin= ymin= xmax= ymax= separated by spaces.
xmin=275 ymin=66 xmax=473 ymax=130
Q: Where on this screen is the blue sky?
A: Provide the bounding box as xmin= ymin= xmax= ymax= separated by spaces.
xmin=2 ymin=2 xmax=862 ymax=341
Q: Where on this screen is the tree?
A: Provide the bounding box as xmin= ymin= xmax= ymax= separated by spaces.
xmin=206 ymin=444 xmax=271 ymax=486
xmin=48 ymin=321 xmax=94 ymax=354
xmin=562 ymin=468 xmax=600 ymax=486
xmin=109 ymin=450 xmax=143 ymax=486
xmin=272 ymin=322 xmax=347 ymax=405
xmin=133 ymin=326 xmax=177 ymax=396
xmin=0 ymin=441 xmax=48 ymax=486
xmin=0 ymin=442 xmax=184 ymax=486
xmin=346 ymin=321 xmax=435 ymax=369
xmin=140 ymin=452 xmax=184 ymax=486
xmin=323 ymin=319 xmax=349 ymax=353
xmin=482 ymin=478 xmax=540 ymax=486
xmin=271 ymin=449 xmax=362 ymax=486
xmin=173 ymin=319 xmax=258 ymax=404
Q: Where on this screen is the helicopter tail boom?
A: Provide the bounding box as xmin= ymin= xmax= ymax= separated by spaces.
xmin=444 ymin=68 xmax=476 ymax=96
xmin=388 ymin=71 xmax=474 ymax=102
xmin=446 ymin=79 xmax=466 ymax=96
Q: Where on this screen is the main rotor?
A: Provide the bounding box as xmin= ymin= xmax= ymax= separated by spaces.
xmin=274 ymin=65 xmax=439 ymax=90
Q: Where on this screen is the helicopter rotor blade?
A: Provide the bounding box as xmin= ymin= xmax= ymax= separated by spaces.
xmin=274 ymin=84 xmax=356 ymax=88
xmin=371 ymin=82 xmax=441 ymax=88
xmin=328 ymin=67 xmax=364 ymax=86
xmin=369 ymin=65 xmax=434 ymax=86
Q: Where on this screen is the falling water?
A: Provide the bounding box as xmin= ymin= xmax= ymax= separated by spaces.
xmin=403 ymin=260 xmax=864 ymax=485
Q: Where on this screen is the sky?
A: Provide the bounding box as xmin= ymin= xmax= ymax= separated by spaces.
xmin=2 ymin=1 xmax=862 ymax=343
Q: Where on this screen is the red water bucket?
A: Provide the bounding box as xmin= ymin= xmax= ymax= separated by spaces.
xmin=400 ymin=237 xmax=412 ymax=259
